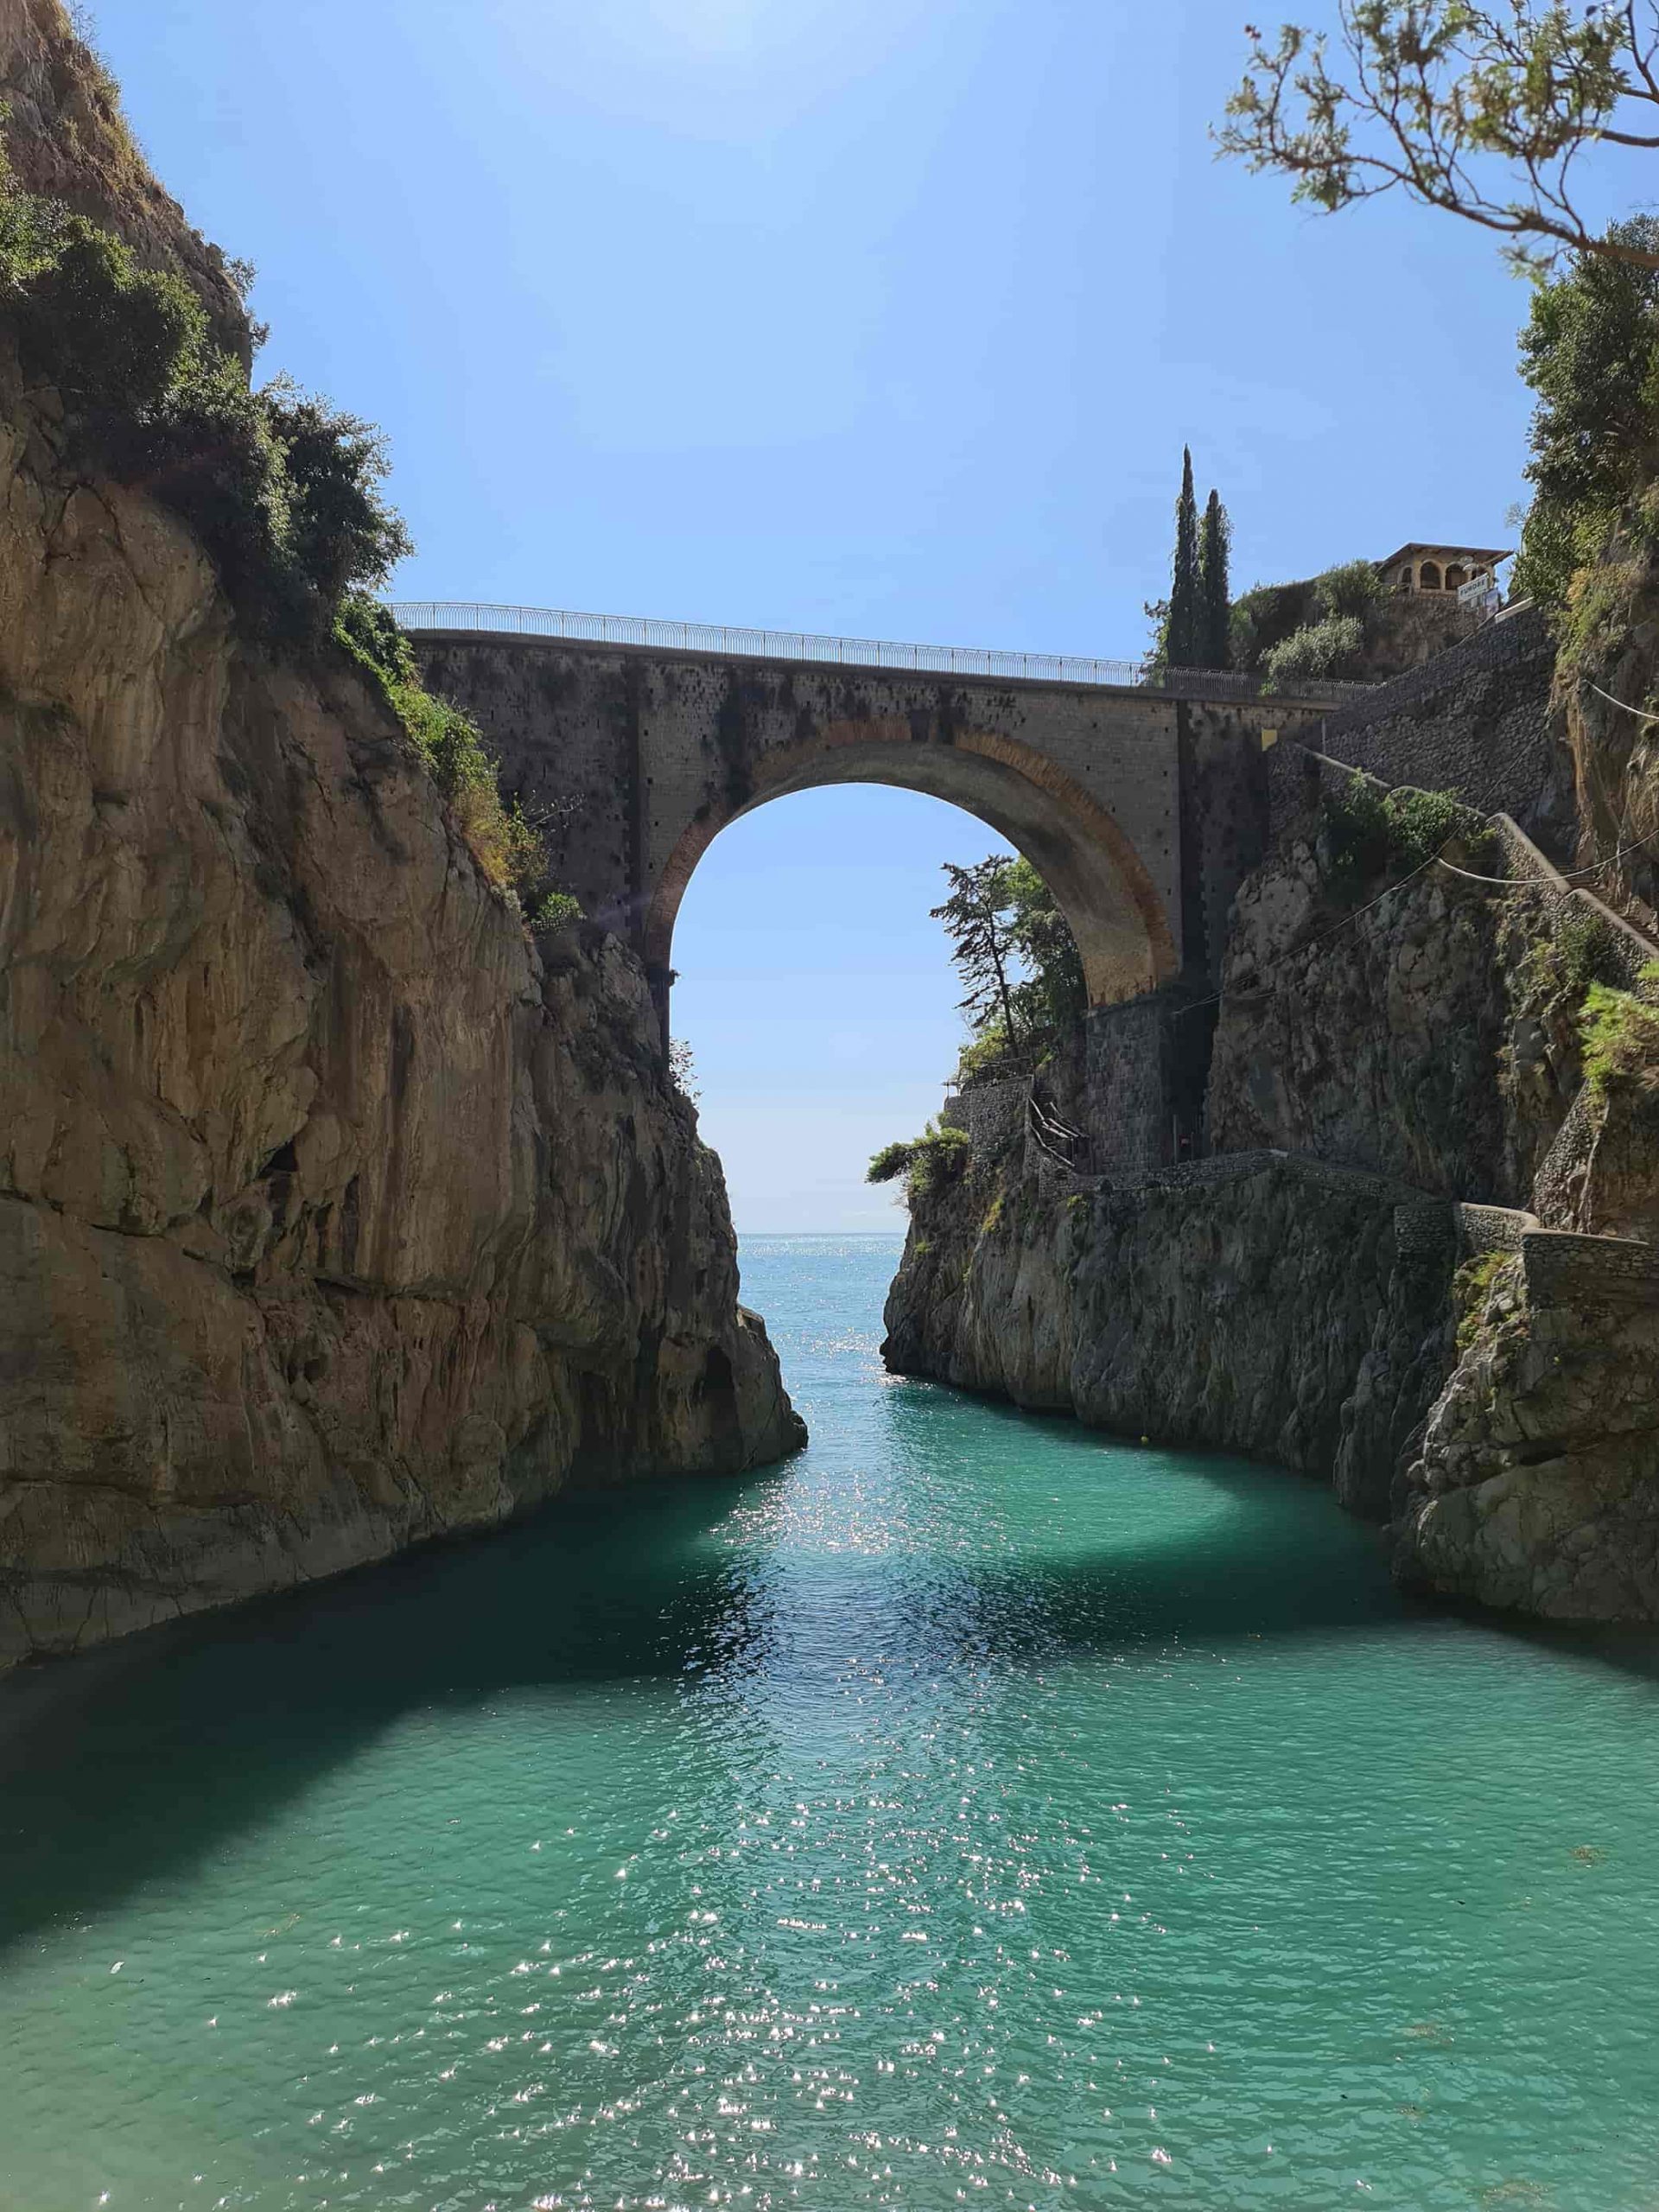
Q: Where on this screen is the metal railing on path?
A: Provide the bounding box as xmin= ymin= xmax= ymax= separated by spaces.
xmin=387 ymin=601 xmax=1374 ymax=705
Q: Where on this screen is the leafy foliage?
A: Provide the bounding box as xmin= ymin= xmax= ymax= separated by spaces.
xmin=1551 ymin=901 xmax=1630 ymax=990
xmin=1261 ymin=611 xmax=1365 ymax=689
xmin=668 ymin=1038 xmax=700 ymax=1102
xmin=1230 ymin=578 xmax=1316 ymax=671
xmin=1511 ymin=219 xmax=1659 ymax=608
xmin=1454 ymin=1251 xmax=1513 ymax=1351
xmin=1313 ymin=556 xmax=1388 ymax=624
xmin=1580 ymin=967 xmax=1659 ymax=1091
xmin=1231 ymin=560 xmax=1385 ymax=680
xmin=1384 ymin=784 xmax=1487 ymax=869
xmin=866 ymin=1123 xmax=970 ymax=1204
xmin=334 ymin=594 xmax=549 ymax=900
xmin=1003 ymin=856 xmax=1087 ymax=1037
xmin=0 ymin=137 xmax=409 ymax=639
xmin=1320 ymin=774 xmax=1490 ymax=899
xmin=1218 ymin=1 xmax=1659 ymax=277
xmin=1166 ymin=447 xmax=1202 ymax=667
xmin=951 ymin=1029 xmax=1027 ymax=1085
xmin=932 ymin=858 xmax=1027 ymax=1054
xmin=866 ymin=1140 xmax=916 ymax=1184
xmin=532 ymin=889 xmax=583 ymax=931
xmin=930 ymin=853 xmax=1087 ymax=1084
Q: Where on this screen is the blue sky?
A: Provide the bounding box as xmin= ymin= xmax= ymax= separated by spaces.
xmin=96 ymin=0 xmax=1555 ymax=1228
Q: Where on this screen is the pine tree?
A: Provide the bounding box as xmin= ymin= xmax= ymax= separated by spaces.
xmin=931 ymin=858 xmax=1024 ymax=1054
xmin=1198 ymin=488 xmax=1232 ymax=668
xmin=1165 ymin=448 xmax=1201 ymax=669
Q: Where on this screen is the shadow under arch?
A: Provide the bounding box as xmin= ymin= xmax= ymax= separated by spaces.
xmin=643 ymin=719 xmax=1178 ymax=1008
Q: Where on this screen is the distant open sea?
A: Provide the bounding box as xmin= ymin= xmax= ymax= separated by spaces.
xmin=3 ymin=1233 xmax=1658 ymax=2210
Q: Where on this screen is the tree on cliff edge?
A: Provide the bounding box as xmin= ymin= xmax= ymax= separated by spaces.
xmin=1150 ymin=451 xmax=1231 ymax=670
xmin=1165 ymin=448 xmax=1202 ymax=668
xmin=1198 ymin=488 xmax=1232 ymax=668
xmin=931 ymin=859 xmax=1025 ymax=1058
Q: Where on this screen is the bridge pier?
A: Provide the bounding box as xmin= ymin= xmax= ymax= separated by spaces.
xmin=1081 ymin=983 xmax=1217 ymax=1179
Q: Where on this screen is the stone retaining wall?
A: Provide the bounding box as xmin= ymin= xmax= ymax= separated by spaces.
xmin=940 ymin=1079 xmax=1026 ymax=1155
xmin=1454 ymin=1202 xmax=1536 ymax=1257
xmin=1522 ymin=1227 xmax=1659 ymax=1306
xmin=1287 ymin=602 xmax=1565 ymax=843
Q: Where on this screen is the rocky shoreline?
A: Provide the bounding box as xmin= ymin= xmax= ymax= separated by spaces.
xmin=883 ymin=771 xmax=1659 ymax=1620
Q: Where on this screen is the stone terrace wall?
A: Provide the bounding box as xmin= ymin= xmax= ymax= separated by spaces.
xmin=1268 ymin=605 xmax=1565 ymax=849
xmin=940 ymin=1080 xmax=1025 ymax=1154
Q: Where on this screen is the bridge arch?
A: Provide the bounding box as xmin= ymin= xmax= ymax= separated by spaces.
xmin=642 ymin=718 xmax=1178 ymax=1008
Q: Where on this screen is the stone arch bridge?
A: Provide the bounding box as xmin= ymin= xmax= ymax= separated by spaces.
xmin=399 ymin=605 xmax=1355 ymax=1160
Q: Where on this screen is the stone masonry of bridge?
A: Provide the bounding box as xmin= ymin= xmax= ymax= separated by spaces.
xmin=410 ymin=630 xmax=1334 ymax=1061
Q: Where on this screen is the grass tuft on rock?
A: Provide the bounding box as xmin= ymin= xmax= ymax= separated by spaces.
xmin=1580 ymin=965 xmax=1659 ymax=1094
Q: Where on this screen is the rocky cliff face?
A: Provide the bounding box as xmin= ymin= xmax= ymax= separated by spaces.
xmin=0 ymin=365 xmax=802 ymax=1671
xmin=1205 ymin=823 xmax=1574 ymax=1203
xmin=0 ymin=0 xmax=249 ymax=358
xmin=884 ymin=772 xmax=1659 ymax=1619
xmin=1553 ymin=550 xmax=1659 ymax=934
xmin=884 ymin=1152 xmax=1453 ymax=1521
xmin=1395 ymin=1238 xmax=1659 ymax=1618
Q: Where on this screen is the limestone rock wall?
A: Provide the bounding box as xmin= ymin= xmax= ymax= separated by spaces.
xmin=1205 ymin=821 xmax=1579 ymax=1205
xmin=0 ymin=378 xmax=803 ymax=1671
xmin=883 ymin=743 xmax=1659 ymax=1619
xmin=883 ymin=1154 xmax=1456 ymax=1521
xmin=1395 ymin=1237 xmax=1659 ymax=1618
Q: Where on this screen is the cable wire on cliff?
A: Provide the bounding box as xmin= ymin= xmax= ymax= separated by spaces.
xmin=1173 ymin=744 xmax=1659 ymax=1025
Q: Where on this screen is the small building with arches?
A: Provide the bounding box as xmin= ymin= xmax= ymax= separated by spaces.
xmin=1378 ymin=543 xmax=1511 ymax=603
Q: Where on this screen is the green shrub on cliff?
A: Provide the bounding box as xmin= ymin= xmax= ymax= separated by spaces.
xmin=1261 ymin=612 xmax=1365 ymax=690
xmin=532 ymin=889 xmax=583 ymax=931
xmin=1321 ymin=777 xmax=1491 ymax=901
xmin=0 ymin=134 xmax=409 ymax=639
xmin=333 ymin=593 xmax=548 ymax=901
xmin=1313 ymin=559 xmax=1388 ymax=626
xmin=1454 ymin=1252 xmax=1514 ymax=1352
xmin=1580 ymin=968 xmax=1659 ymax=1094
xmin=868 ymin=1124 xmax=969 ymax=1204
xmin=1385 ymin=786 xmax=1487 ymax=871
xmin=1234 ymin=561 xmax=1388 ymax=687
xmin=1552 ymin=905 xmax=1630 ymax=993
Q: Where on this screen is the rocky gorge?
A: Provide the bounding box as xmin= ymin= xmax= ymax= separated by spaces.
xmin=883 ymin=697 xmax=1659 ymax=1621
xmin=0 ymin=0 xmax=803 ymax=1673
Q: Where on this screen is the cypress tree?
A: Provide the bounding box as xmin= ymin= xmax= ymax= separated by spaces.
xmin=1198 ymin=488 xmax=1232 ymax=668
xmin=1165 ymin=447 xmax=1201 ymax=669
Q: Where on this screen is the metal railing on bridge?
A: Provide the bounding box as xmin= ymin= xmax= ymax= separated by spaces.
xmin=386 ymin=601 xmax=1374 ymax=705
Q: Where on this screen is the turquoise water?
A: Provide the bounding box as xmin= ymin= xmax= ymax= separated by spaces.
xmin=3 ymin=1236 xmax=1659 ymax=2212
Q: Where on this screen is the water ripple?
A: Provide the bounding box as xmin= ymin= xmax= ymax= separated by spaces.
xmin=2 ymin=1236 xmax=1658 ymax=2211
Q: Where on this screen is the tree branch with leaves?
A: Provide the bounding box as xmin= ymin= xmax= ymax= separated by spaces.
xmin=1218 ymin=1 xmax=1659 ymax=274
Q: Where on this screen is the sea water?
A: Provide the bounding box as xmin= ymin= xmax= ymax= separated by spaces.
xmin=3 ymin=1236 xmax=1658 ymax=2211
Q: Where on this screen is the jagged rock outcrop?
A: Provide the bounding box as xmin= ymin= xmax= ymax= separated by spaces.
xmin=1395 ymin=1239 xmax=1659 ymax=1618
xmin=0 ymin=367 xmax=802 ymax=1672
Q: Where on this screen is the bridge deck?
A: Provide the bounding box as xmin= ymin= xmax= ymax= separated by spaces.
xmin=388 ymin=601 xmax=1371 ymax=708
